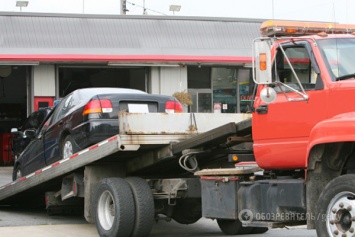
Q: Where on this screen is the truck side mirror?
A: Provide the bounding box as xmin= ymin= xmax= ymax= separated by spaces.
xmin=253 ymin=38 xmax=272 ymax=84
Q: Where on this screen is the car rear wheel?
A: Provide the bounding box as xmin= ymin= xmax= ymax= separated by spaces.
xmin=62 ymin=135 xmax=75 ymax=159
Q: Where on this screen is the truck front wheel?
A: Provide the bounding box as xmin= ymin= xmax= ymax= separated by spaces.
xmin=94 ymin=178 xmax=135 ymax=237
xmin=315 ymin=174 xmax=355 ymax=237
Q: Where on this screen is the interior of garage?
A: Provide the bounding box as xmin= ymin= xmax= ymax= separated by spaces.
xmin=0 ymin=66 xmax=27 ymax=132
xmin=188 ymin=66 xmax=254 ymax=113
xmin=58 ymin=67 xmax=147 ymax=97
xmin=0 ymin=66 xmax=27 ymax=165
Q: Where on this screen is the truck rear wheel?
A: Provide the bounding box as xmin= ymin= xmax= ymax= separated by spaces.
xmin=126 ymin=177 xmax=155 ymax=237
xmin=217 ymin=219 xmax=253 ymax=235
xmin=315 ymin=174 xmax=355 ymax=237
xmin=94 ymin=178 xmax=135 ymax=237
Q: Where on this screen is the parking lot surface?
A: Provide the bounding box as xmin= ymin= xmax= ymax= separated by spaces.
xmin=0 ymin=167 xmax=317 ymax=237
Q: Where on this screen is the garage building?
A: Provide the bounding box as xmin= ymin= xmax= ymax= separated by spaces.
xmin=0 ymin=12 xmax=261 ymax=134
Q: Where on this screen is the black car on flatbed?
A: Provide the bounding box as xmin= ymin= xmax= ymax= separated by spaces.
xmin=13 ymin=87 xmax=183 ymax=180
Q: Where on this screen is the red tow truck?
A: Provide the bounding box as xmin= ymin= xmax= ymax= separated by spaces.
xmin=1 ymin=20 xmax=355 ymax=237
xmin=200 ymin=20 xmax=355 ymax=236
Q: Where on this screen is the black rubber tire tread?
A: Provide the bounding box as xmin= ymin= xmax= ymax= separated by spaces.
xmin=12 ymin=164 xmax=22 ymax=181
xmin=126 ymin=177 xmax=155 ymax=237
xmin=94 ymin=178 xmax=135 ymax=237
xmin=315 ymin=174 xmax=355 ymax=237
xmin=171 ymin=199 xmax=201 ymax=224
xmin=250 ymin=227 xmax=268 ymax=234
xmin=217 ymin=219 xmax=253 ymax=235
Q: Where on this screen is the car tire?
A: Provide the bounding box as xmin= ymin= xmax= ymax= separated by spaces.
xmin=126 ymin=177 xmax=155 ymax=237
xmin=12 ymin=164 xmax=23 ymax=181
xmin=94 ymin=178 xmax=135 ymax=237
xmin=315 ymin=174 xmax=355 ymax=237
xmin=62 ymin=135 xmax=75 ymax=159
xmin=216 ymin=219 xmax=254 ymax=235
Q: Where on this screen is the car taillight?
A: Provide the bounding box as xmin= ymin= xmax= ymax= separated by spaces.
xmin=165 ymin=101 xmax=183 ymax=113
xmin=83 ymin=99 xmax=113 ymax=115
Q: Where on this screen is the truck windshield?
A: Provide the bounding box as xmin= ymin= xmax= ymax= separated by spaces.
xmin=318 ymin=38 xmax=355 ymax=81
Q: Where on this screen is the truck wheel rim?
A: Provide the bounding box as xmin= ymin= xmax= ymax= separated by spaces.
xmin=327 ymin=191 xmax=355 ymax=236
xmin=63 ymin=141 xmax=73 ymax=159
xmin=98 ymin=190 xmax=115 ymax=230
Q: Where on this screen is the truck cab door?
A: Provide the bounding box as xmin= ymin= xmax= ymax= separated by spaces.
xmin=252 ymin=41 xmax=327 ymax=169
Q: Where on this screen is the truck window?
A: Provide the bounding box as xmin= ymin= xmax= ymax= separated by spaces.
xmin=317 ymin=38 xmax=355 ymax=81
xmin=273 ymin=46 xmax=316 ymax=92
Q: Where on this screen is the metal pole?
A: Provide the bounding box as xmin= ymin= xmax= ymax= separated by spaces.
xmin=121 ymin=0 xmax=127 ymax=15
xmin=143 ymin=0 xmax=147 ymax=15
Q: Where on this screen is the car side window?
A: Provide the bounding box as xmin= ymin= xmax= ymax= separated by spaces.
xmin=23 ymin=111 xmax=45 ymax=130
xmin=39 ymin=114 xmax=53 ymax=135
xmin=52 ymin=94 xmax=73 ymax=123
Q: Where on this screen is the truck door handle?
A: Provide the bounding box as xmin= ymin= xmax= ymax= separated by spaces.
xmin=256 ymin=105 xmax=268 ymax=114
xmin=58 ymin=120 xmax=63 ymax=126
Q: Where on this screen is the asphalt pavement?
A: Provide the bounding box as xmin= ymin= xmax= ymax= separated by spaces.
xmin=0 ymin=220 xmax=317 ymax=237
xmin=0 ymin=167 xmax=317 ymax=237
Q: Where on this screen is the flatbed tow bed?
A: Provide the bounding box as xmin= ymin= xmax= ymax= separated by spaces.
xmin=0 ymin=113 xmax=253 ymax=237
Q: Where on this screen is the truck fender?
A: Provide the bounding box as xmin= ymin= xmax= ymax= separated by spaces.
xmin=307 ymin=112 xmax=355 ymax=163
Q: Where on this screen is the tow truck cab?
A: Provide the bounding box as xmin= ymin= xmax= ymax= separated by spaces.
xmin=253 ymin=21 xmax=355 ymax=170
xmin=236 ymin=20 xmax=355 ymax=235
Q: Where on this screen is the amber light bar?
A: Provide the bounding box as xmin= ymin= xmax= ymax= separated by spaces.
xmin=260 ymin=20 xmax=355 ymax=37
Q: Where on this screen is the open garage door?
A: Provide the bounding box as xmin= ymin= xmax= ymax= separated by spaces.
xmin=0 ymin=66 xmax=27 ymax=132
xmin=0 ymin=66 xmax=28 ymax=165
xmin=58 ymin=66 xmax=147 ymax=97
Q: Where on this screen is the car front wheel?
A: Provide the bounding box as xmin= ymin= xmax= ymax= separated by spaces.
xmin=12 ymin=164 xmax=23 ymax=181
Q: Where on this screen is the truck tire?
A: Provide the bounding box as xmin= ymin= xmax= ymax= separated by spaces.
xmin=12 ymin=164 xmax=23 ymax=181
xmin=94 ymin=178 xmax=135 ymax=237
xmin=126 ymin=177 xmax=155 ymax=237
xmin=315 ymin=174 xmax=355 ymax=237
xmin=172 ymin=199 xmax=201 ymax=224
xmin=62 ymin=135 xmax=76 ymax=159
xmin=250 ymin=227 xmax=268 ymax=234
xmin=217 ymin=219 xmax=253 ymax=235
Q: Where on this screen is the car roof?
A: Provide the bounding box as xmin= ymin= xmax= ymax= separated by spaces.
xmin=75 ymin=87 xmax=147 ymax=95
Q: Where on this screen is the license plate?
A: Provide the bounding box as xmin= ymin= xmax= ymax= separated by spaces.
xmin=128 ymin=104 xmax=149 ymax=113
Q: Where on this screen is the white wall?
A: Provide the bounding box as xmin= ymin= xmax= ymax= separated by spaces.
xmin=33 ymin=65 xmax=55 ymax=96
xmin=149 ymin=66 xmax=188 ymax=96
